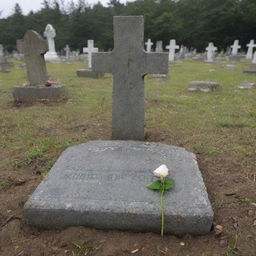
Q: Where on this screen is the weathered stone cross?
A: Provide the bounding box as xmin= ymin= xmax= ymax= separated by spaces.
xmin=166 ymin=39 xmax=179 ymax=62
xmin=231 ymin=40 xmax=241 ymax=56
xmin=145 ymin=39 xmax=153 ymax=52
xmin=206 ymin=42 xmax=217 ymax=62
xmin=83 ymin=40 xmax=98 ymax=69
xmin=246 ymin=40 xmax=256 ymax=60
xmin=17 ymin=30 xmax=48 ymax=86
xmin=92 ymin=16 xmax=168 ymax=140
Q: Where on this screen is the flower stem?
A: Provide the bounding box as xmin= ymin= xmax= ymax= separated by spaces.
xmin=160 ymin=184 xmax=165 ymax=237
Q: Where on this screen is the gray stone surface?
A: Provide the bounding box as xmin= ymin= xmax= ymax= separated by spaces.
xmin=188 ymin=81 xmax=220 ymax=92
xmin=224 ymin=64 xmax=239 ymax=70
xmin=229 ymin=55 xmax=243 ymax=62
xmin=92 ymin=16 xmax=168 ymax=141
xmin=243 ymin=64 xmax=256 ymax=73
xmin=13 ymin=85 xmax=65 ymax=102
xmin=17 ymin=30 xmax=48 ymax=86
xmin=24 ymin=141 xmax=213 ymax=235
xmin=76 ymin=68 xmax=104 ymax=78
xmin=238 ymin=82 xmax=255 ymax=89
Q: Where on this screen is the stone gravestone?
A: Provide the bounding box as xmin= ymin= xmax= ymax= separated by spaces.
xmin=0 ymin=44 xmax=13 ymax=73
xmin=145 ymin=38 xmax=153 ymax=52
xmin=64 ymin=44 xmax=70 ymax=60
xmin=24 ymin=16 xmax=213 ymax=236
xmin=229 ymin=40 xmax=241 ymax=61
xmin=166 ymin=39 xmax=179 ymax=63
xmin=44 ymin=24 xmax=60 ymax=62
xmin=205 ymin=42 xmax=217 ymax=63
xmin=243 ymin=51 xmax=256 ymax=73
xmin=76 ymin=40 xmax=103 ymax=78
xmin=246 ymin=40 xmax=256 ymax=60
xmin=92 ymin=16 xmax=168 ymax=140
xmin=155 ymin=40 xmax=163 ymax=53
xmin=13 ymin=30 xmax=65 ymax=102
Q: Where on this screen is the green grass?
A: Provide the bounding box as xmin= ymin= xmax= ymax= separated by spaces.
xmin=0 ymin=59 xmax=255 ymax=174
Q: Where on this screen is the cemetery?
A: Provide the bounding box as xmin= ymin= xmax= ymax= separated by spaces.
xmin=0 ymin=1 xmax=256 ymax=256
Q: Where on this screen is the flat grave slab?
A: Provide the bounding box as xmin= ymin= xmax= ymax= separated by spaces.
xmin=76 ymin=68 xmax=104 ymax=78
xmin=24 ymin=141 xmax=213 ymax=235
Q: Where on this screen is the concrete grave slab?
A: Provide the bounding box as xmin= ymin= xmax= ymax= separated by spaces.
xmin=24 ymin=141 xmax=213 ymax=236
xmin=188 ymin=81 xmax=220 ymax=92
xmin=76 ymin=68 xmax=104 ymax=78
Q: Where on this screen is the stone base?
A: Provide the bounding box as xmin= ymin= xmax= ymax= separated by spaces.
xmin=45 ymin=52 xmax=60 ymax=63
xmin=229 ymin=55 xmax=243 ymax=62
xmin=13 ymin=85 xmax=65 ymax=102
xmin=24 ymin=141 xmax=213 ymax=236
xmin=238 ymin=82 xmax=255 ymax=89
xmin=188 ymin=81 xmax=220 ymax=93
xmin=243 ymin=64 xmax=256 ymax=73
xmin=76 ymin=69 xmax=104 ymax=78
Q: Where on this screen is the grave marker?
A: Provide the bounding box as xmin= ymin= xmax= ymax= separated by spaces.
xmin=145 ymin=39 xmax=153 ymax=52
xmin=155 ymin=41 xmax=163 ymax=52
xmin=246 ymin=40 xmax=256 ymax=60
xmin=205 ymin=42 xmax=217 ymax=63
xmin=166 ymin=39 xmax=179 ymax=62
xmin=83 ymin=40 xmax=98 ymax=69
xmin=92 ymin=16 xmax=168 ymax=140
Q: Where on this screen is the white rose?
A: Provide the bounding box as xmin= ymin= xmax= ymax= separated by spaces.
xmin=153 ymin=164 xmax=169 ymax=178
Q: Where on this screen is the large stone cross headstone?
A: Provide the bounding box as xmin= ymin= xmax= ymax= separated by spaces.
xmin=166 ymin=39 xmax=179 ymax=62
xmin=205 ymin=42 xmax=217 ymax=62
xmin=83 ymin=40 xmax=98 ymax=69
xmin=17 ymin=30 xmax=48 ymax=86
xmin=92 ymin=16 xmax=168 ymax=140
xmin=44 ymin=24 xmax=59 ymax=62
xmin=246 ymin=40 xmax=256 ymax=60
xmin=145 ymin=38 xmax=153 ymax=52
xmin=231 ymin=40 xmax=241 ymax=56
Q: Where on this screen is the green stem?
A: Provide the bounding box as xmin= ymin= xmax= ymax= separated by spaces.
xmin=160 ymin=184 xmax=165 ymax=237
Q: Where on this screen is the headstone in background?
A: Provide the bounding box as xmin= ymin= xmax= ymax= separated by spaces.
xmin=13 ymin=30 xmax=65 ymax=102
xmin=246 ymin=40 xmax=256 ymax=60
xmin=188 ymin=81 xmax=220 ymax=92
xmin=166 ymin=39 xmax=179 ymax=63
xmin=155 ymin=41 xmax=163 ymax=53
xmin=229 ymin=40 xmax=242 ymax=61
xmin=76 ymin=40 xmax=103 ymax=78
xmin=44 ymin=24 xmax=60 ymax=62
xmin=64 ymin=44 xmax=71 ymax=60
xmin=238 ymin=82 xmax=255 ymax=89
xmin=243 ymin=51 xmax=256 ymax=73
xmin=0 ymin=44 xmax=13 ymax=73
xmin=205 ymin=42 xmax=217 ymax=63
xmin=92 ymin=16 xmax=168 ymax=140
xmin=145 ymin=38 xmax=153 ymax=52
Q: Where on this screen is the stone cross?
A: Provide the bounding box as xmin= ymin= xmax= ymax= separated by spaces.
xmin=44 ymin=24 xmax=56 ymax=53
xmin=206 ymin=42 xmax=217 ymax=62
xmin=64 ymin=44 xmax=70 ymax=59
xmin=145 ymin=39 xmax=153 ymax=52
xmin=17 ymin=30 xmax=48 ymax=86
xmin=83 ymin=40 xmax=98 ymax=69
xmin=252 ymin=52 xmax=256 ymax=64
xmin=92 ymin=16 xmax=168 ymax=140
xmin=231 ymin=40 xmax=241 ymax=56
xmin=246 ymin=40 xmax=256 ymax=60
xmin=166 ymin=39 xmax=179 ymax=62
xmin=155 ymin=41 xmax=163 ymax=52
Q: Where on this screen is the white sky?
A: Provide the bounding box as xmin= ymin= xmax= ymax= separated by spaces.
xmin=0 ymin=0 xmax=127 ymax=18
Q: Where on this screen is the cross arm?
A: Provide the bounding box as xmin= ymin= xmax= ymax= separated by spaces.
xmin=92 ymin=52 xmax=113 ymax=73
xmin=145 ymin=52 xmax=168 ymax=75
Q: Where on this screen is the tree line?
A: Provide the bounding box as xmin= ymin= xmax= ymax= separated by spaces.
xmin=0 ymin=0 xmax=255 ymax=53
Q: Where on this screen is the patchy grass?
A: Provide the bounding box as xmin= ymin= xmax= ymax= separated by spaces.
xmin=0 ymin=59 xmax=255 ymax=255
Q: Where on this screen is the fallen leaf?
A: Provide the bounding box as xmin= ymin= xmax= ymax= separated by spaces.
xmin=131 ymin=248 xmax=139 ymax=254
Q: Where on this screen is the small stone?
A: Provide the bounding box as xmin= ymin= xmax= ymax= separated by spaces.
xmin=180 ymin=242 xmax=185 ymax=246
xmin=238 ymin=82 xmax=255 ymax=90
xmin=219 ymin=239 xmax=227 ymax=247
xmin=214 ymin=225 xmax=223 ymax=235
xmin=248 ymin=210 xmax=254 ymax=217
xmin=188 ymin=81 xmax=220 ymax=92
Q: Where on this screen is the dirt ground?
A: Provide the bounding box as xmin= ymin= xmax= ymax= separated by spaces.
xmin=0 ymin=128 xmax=255 ymax=256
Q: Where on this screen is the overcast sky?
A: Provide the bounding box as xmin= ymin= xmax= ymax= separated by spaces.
xmin=0 ymin=0 xmax=127 ymax=18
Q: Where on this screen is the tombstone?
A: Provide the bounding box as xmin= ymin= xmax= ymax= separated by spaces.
xmin=165 ymin=39 xmax=179 ymax=63
xmin=155 ymin=41 xmax=163 ymax=52
xmin=188 ymin=81 xmax=220 ymax=92
xmin=76 ymin=40 xmax=103 ymax=78
xmin=246 ymin=40 xmax=256 ymax=60
xmin=224 ymin=64 xmax=239 ymax=70
xmin=238 ymin=82 xmax=255 ymax=89
xmin=205 ymin=42 xmax=217 ymax=63
xmin=145 ymin=38 xmax=153 ymax=52
xmin=23 ymin=16 xmax=213 ymax=236
xmin=64 ymin=44 xmax=70 ymax=60
xmin=44 ymin=24 xmax=60 ymax=62
xmin=243 ymin=51 xmax=256 ymax=73
xmin=0 ymin=44 xmax=13 ymax=73
xmin=13 ymin=30 xmax=65 ymax=102
xmin=229 ymin=40 xmax=242 ymax=61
